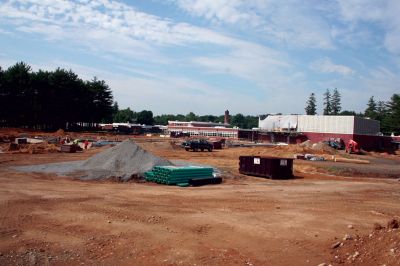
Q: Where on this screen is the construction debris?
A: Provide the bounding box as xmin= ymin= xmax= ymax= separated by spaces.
xmin=6 ymin=142 xmax=59 ymax=154
xmin=333 ymin=157 xmax=370 ymax=164
xmin=295 ymin=153 xmax=370 ymax=164
xmin=295 ymin=153 xmax=325 ymax=161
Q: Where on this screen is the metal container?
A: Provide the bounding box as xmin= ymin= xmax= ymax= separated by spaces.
xmin=239 ymin=156 xmax=293 ymax=179
xmin=15 ymin=138 xmax=28 ymax=144
xmin=60 ymin=144 xmax=77 ymax=153
xmin=211 ymin=141 xmax=223 ymax=149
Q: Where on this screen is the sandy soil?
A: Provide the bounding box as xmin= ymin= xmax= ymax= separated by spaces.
xmin=0 ymin=134 xmax=400 ymax=265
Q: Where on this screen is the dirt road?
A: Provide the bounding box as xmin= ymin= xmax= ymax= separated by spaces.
xmin=0 ymin=138 xmax=399 ymax=265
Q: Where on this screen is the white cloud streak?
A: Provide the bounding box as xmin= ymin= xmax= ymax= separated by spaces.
xmin=0 ymin=0 xmax=248 ymax=62
xmin=337 ymin=0 xmax=400 ymax=54
xmin=310 ymin=58 xmax=354 ymax=75
xmin=175 ymin=0 xmax=400 ymax=54
xmin=174 ymin=0 xmax=335 ymax=49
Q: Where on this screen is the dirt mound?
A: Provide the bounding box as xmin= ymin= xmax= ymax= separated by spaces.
xmin=311 ymin=142 xmax=338 ymax=154
xmin=80 ymin=139 xmax=172 ymax=181
xmin=54 ymin=129 xmax=66 ymax=136
xmin=299 ymin=140 xmax=312 ymax=148
xmin=330 ymin=219 xmax=400 ymax=265
xmin=299 ymin=140 xmax=337 ymax=155
xmin=6 ymin=142 xmax=59 ymax=154
xmin=26 ymin=143 xmax=59 ymax=154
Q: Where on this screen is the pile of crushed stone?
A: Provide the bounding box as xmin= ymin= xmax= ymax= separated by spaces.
xmin=79 ymin=139 xmax=172 ymax=181
xmin=15 ymin=139 xmax=173 ymax=181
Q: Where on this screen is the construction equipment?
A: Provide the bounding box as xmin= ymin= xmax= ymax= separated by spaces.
xmin=346 ymin=139 xmax=361 ymax=154
xmin=323 ymin=138 xmax=345 ymax=150
xmin=181 ymin=139 xmax=213 ymax=152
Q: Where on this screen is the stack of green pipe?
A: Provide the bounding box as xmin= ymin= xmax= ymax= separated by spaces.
xmin=145 ymin=166 xmax=213 ymax=185
xmin=144 ymin=171 xmax=155 ymax=182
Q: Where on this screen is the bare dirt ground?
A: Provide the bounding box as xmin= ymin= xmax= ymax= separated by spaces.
xmin=1 ymin=131 xmax=400 ymax=265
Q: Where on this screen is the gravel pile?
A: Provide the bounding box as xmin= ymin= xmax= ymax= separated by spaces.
xmin=80 ymin=139 xmax=172 ymax=181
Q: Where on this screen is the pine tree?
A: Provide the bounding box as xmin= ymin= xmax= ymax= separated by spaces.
xmin=364 ymin=96 xmax=377 ymax=119
xmin=305 ymin=93 xmax=317 ymax=115
xmin=331 ymin=88 xmax=342 ymax=115
xmin=385 ymin=94 xmax=400 ymax=134
xmin=323 ymin=89 xmax=332 ymax=115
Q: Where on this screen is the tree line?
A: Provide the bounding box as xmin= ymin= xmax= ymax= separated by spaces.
xmin=154 ymin=112 xmax=259 ymax=129
xmin=112 ymin=108 xmax=259 ymax=129
xmin=0 ymin=62 xmax=259 ymax=130
xmin=0 ymin=62 xmax=114 ymax=130
xmin=305 ymin=88 xmax=400 ymax=135
xmin=2 ymin=62 xmax=397 ymax=134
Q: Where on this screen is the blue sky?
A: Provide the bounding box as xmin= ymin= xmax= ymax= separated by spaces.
xmin=0 ymin=0 xmax=399 ymax=115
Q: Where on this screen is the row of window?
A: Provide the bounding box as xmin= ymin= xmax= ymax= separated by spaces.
xmin=168 ymin=129 xmax=237 ymax=138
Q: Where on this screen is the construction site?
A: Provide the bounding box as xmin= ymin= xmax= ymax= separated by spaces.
xmin=0 ymin=118 xmax=399 ymax=266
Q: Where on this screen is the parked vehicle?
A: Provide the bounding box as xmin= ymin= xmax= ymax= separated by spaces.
xmin=171 ymin=132 xmax=190 ymax=138
xmin=323 ymin=138 xmax=345 ymax=150
xmin=181 ymin=139 xmax=213 ymax=152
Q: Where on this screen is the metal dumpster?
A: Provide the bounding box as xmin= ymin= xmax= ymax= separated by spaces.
xmin=239 ymin=156 xmax=293 ymax=179
xmin=60 ymin=144 xmax=78 ymax=153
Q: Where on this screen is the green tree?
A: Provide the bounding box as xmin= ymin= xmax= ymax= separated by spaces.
xmin=231 ymin=113 xmax=246 ymax=128
xmin=198 ymin=115 xmax=218 ymax=123
xmin=385 ymin=94 xmax=400 ymax=135
xmin=154 ymin=114 xmax=178 ymax=125
xmin=185 ymin=112 xmax=197 ymax=122
xmin=0 ymin=62 xmax=115 ymax=130
xmin=31 ymin=70 xmax=53 ymax=129
xmin=376 ymin=101 xmax=387 ymax=121
xmin=48 ymin=68 xmax=86 ymax=129
xmin=331 ymin=88 xmax=342 ymax=115
xmin=364 ymin=96 xmax=377 ymax=119
xmin=136 ymin=110 xmax=154 ymax=125
xmin=3 ymin=62 xmax=33 ymax=126
xmin=111 ymin=102 xmax=119 ymax=120
xmin=244 ymin=115 xmax=259 ymax=129
xmin=305 ymin=92 xmax=317 ymax=115
xmin=340 ymin=110 xmax=364 ymax=117
xmin=86 ymin=77 xmax=114 ymax=124
xmin=113 ymin=108 xmax=135 ymax=123
xmin=323 ymin=89 xmax=332 ymax=115
xmin=376 ymin=101 xmax=390 ymax=134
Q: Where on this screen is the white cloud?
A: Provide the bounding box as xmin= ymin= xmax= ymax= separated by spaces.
xmin=174 ymin=0 xmax=335 ymax=49
xmin=361 ymin=67 xmax=400 ymax=98
xmin=310 ymin=58 xmax=354 ymax=75
xmin=175 ymin=0 xmax=400 ymax=53
xmin=0 ymin=0 xmax=244 ymax=60
xmin=1 ymin=0 xmax=399 ymax=115
xmin=337 ymin=0 xmax=400 ymax=54
xmin=0 ymin=0 xmax=308 ymax=114
xmin=0 ymin=28 xmax=12 ymax=35
xmin=174 ymin=0 xmax=261 ymax=25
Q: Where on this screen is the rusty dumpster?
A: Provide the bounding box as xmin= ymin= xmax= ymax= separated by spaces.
xmin=239 ymin=156 xmax=293 ymax=179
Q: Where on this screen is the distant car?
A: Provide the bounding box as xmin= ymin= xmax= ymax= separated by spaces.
xmin=181 ymin=139 xmax=213 ymax=152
